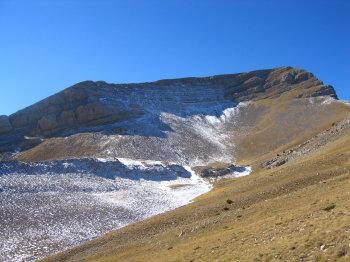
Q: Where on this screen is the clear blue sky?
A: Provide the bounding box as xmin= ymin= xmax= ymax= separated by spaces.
xmin=1 ymin=0 xmax=349 ymax=115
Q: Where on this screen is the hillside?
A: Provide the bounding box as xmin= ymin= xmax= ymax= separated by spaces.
xmin=39 ymin=114 xmax=350 ymax=262
xmin=1 ymin=66 xmax=350 ymax=262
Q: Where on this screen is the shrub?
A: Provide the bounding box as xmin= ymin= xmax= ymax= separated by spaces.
xmin=323 ymin=204 xmax=336 ymax=211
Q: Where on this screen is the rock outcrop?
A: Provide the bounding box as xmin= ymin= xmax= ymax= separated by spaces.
xmin=0 ymin=115 xmax=12 ymax=135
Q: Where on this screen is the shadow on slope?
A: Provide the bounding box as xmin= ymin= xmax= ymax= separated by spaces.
xmin=0 ymin=158 xmax=192 ymax=186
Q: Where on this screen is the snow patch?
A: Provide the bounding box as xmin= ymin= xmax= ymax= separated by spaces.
xmin=321 ymin=96 xmax=336 ymax=105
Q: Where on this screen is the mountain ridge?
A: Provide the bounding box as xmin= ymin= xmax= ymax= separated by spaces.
xmin=0 ymin=66 xmax=339 ymax=157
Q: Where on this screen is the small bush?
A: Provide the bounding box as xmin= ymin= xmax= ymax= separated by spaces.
xmin=223 ymin=207 xmax=229 ymax=211
xmin=323 ymin=204 xmax=336 ymax=212
xmin=226 ymin=199 xmax=233 ymax=204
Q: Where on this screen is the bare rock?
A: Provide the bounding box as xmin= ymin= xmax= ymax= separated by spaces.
xmin=38 ymin=115 xmax=58 ymax=131
xmin=0 ymin=115 xmax=12 ymax=135
xmin=61 ymin=110 xmax=77 ymax=127
xmin=295 ymin=71 xmax=313 ymax=82
xmin=76 ymin=103 xmax=115 ymax=125
xmin=62 ymin=86 xmax=89 ymax=108
xmin=9 ymin=113 xmax=34 ymax=128
xmin=195 ymin=164 xmax=243 ymax=178
xmin=76 ymin=102 xmax=145 ymax=126
xmin=242 ymin=76 xmax=264 ymax=88
xmin=310 ymin=85 xmax=338 ymax=99
xmin=281 ymin=72 xmax=296 ymax=84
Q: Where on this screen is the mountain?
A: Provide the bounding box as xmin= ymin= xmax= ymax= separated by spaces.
xmin=0 ymin=66 xmax=346 ymax=164
xmin=1 ymin=66 xmax=350 ymax=262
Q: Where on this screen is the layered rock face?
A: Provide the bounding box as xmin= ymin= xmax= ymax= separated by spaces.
xmin=0 ymin=66 xmax=341 ymax=162
xmin=0 ymin=116 xmax=12 ymax=135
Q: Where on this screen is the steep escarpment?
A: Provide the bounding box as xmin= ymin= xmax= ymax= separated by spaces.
xmin=0 ymin=66 xmax=337 ymax=157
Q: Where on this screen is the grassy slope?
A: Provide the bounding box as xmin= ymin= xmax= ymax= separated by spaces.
xmin=234 ymin=93 xmax=350 ymax=165
xmin=40 ymin=116 xmax=350 ymax=262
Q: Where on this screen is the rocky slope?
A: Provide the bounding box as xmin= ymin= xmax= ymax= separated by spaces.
xmin=0 ymin=66 xmax=345 ymax=166
xmin=0 ymin=66 xmax=336 ymax=143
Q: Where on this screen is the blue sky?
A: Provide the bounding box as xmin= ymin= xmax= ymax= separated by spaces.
xmin=1 ymin=0 xmax=349 ymax=115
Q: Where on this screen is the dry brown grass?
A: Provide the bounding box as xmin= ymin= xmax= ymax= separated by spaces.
xmin=235 ymin=94 xmax=350 ymax=165
xmin=40 ymin=121 xmax=350 ymax=262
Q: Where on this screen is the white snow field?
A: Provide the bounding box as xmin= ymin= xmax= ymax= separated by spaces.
xmin=0 ymin=158 xmax=251 ymax=262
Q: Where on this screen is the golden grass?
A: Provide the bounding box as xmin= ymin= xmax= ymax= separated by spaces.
xmin=235 ymin=95 xmax=350 ymax=165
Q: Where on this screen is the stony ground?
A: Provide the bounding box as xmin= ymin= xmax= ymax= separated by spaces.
xmin=40 ymin=116 xmax=350 ymax=262
xmin=0 ymin=158 xmax=216 ymax=262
